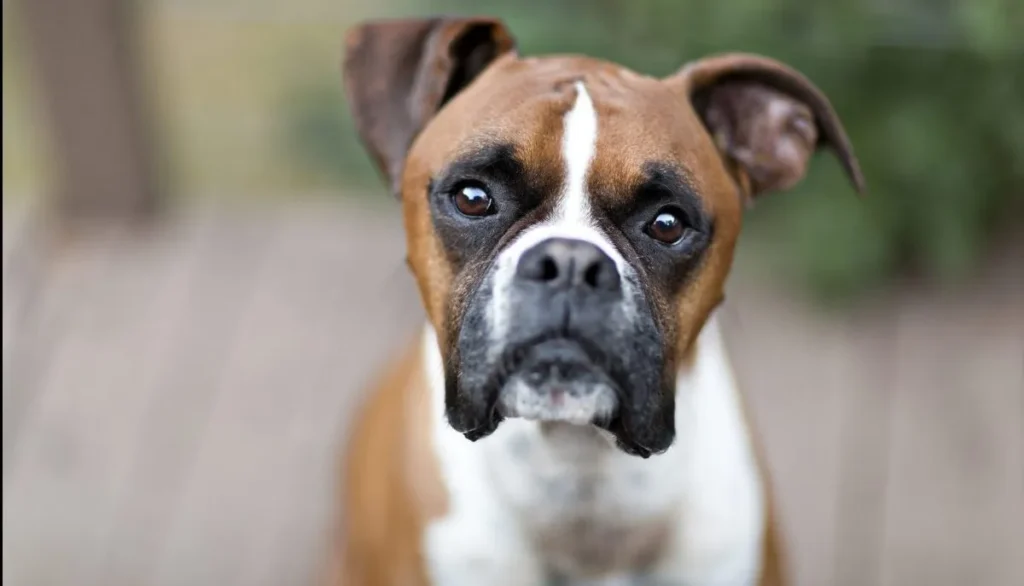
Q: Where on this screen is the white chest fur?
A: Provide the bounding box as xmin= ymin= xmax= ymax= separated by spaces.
xmin=421 ymin=315 xmax=767 ymax=586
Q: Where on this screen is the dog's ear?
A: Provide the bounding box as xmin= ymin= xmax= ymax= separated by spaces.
xmin=342 ymin=17 xmax=516 ymax=195
xmin=668 ymin=53 xmax=864 ymax=202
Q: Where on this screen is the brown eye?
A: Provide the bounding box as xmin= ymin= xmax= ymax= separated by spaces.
xmin=453 ymin=184 xmax=493 ymax=217
xmin=647 ymin=210 xmax=687 ymax=244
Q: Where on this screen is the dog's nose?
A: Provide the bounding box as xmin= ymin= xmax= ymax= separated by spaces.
xmin=515 ymin=238 xmax=620 ymax=292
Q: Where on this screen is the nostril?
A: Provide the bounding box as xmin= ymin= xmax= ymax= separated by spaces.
xmin=540 ymin=257 xmax=559 ymax=282
xmin=582 ymin=258 xmax=620 ymax=290
xmin=583 ymin=262 xmax=602 ymax=289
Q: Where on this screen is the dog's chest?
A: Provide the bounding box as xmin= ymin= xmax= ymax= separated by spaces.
xmin=484 ymin=421 xmax=684 ymax=576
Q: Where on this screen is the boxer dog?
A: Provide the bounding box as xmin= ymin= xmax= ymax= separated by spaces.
xmin=329 ymin=16 xmax=863 ymax=586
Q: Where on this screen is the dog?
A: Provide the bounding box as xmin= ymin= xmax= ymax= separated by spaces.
xmin=328 ymin=15 xmax=863 ymax=586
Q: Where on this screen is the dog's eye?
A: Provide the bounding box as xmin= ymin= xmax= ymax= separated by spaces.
xmin=452 ymin=183 xmax=494 ymax=217
xmin=646 ymin=209 xmax=688 ymax=245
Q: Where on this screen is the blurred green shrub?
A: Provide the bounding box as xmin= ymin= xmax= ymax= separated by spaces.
xmin=281 ymin=0 xmax=1023 ymax=303
xmin=281 ymin=79 xmax=380 ymax=189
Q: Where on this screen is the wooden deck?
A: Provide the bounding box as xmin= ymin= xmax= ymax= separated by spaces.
xmin=3 ymin=198 xmax=1022 ymax=586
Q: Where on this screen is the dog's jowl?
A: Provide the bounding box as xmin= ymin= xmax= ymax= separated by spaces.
xmin=330 ymin=16 xmax=863 ymax=586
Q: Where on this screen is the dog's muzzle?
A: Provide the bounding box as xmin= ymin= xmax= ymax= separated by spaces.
xmin=496 ymin=238 xmax=623 ymax=424
xmin=447 ymin=236 xmax=675 ymax=458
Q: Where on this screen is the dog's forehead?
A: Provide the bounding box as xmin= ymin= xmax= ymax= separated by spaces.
xmin=408 ymin=54 xmax=733 ymax=210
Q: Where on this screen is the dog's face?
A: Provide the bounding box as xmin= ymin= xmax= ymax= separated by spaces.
xmin=343 ymin=17 xmax=863 ymax=457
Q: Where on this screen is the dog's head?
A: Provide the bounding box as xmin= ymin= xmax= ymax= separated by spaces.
xmin=342 ymin=17 xmax=863 ymax=457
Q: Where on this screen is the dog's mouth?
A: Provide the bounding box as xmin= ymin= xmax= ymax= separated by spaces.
xmin=448 ymin=313 xmax=676 ymax=459
xmin=494 ymin=337 xmax=621 ymax=427
xmin=451 ymin=334 xmax=631 ymax=443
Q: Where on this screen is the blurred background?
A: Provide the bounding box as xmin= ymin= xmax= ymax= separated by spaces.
xmin=2 ymin=1 xmax=1022 ymax=585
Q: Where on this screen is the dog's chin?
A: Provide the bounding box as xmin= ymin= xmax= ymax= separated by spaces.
xmin=496 ymin=374 xmax=619 ymax=427
xmin=494 ymin=337 xmax=617 ymax=420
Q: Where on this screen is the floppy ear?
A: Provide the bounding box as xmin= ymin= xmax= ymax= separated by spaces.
xmin=342 ymin=17 xmax=516 ymax=195
xmin=670 ymin=53 xmax=865 ymax=202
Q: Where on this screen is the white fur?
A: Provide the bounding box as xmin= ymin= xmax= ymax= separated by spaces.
xmin=558 ymin=81 xmax=598 ymax=225
xmin=647 ymin=318 xmax=766 ymax=585
xmin=422 ymin=328 xmax=547 ymax=586
xmin=422 ymin=82 xmax=765 ymax=585
xmin=497 ymin=377 xmax=618 ymax=426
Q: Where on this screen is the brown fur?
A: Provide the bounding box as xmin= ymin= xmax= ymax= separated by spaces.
xmin=326 ymin=339 xmax=444 ymax=586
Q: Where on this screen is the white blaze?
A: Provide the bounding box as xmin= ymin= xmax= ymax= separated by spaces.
xmin=555 ymin=81 xmax=599 ymax=224
xmin=487 ymin=82 xmax=627 ymax=347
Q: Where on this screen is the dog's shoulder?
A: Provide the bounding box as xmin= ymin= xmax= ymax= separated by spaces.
xmin=328 ymin=338 xmax=445 ymax=586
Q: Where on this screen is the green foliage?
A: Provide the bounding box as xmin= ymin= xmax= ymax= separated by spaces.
xmin=280 ymin=0 xmax=1024 ymax=303
xmin=280 ymin=79 xmax=381 ymax=189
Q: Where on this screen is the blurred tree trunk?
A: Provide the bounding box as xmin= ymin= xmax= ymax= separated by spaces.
xmin=19 ymin=0 xmax=162 ymax=226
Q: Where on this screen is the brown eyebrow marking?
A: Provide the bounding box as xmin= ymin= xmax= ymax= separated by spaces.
xmin=599 ymin=162 xmax=713 ymax=235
